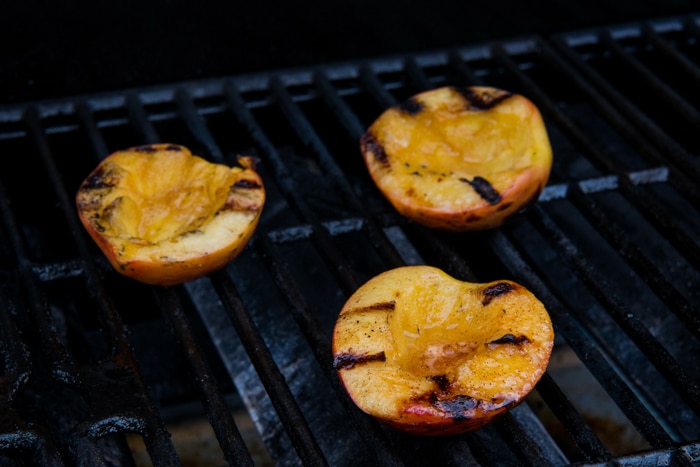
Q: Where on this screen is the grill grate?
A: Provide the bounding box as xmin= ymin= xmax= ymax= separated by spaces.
xmin=1 ymin=13 xmax=700 ymax=466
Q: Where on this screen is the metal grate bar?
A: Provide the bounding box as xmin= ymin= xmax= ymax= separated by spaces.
xmin=1 ymin=14 xmax=699 ymax=466
xmin=68 ymin=100 xmax=201 ymax=465
xmin=641 ymin=24 xmax=700 ymax=89
xmin=488 ymin=37 xmax=700 ymax=343
xmin=528 ymin=205 xmax=700 ymax=415
xmin=548 ymin=34 xmax=700 ymax=187
xmin=493 ymin=40 xmax=700 ymax=209
xmin=20 ymin=105 xmax=181 ymax=465
xmin=488 ymin=229 xmax=677 ymax=449
xmin=403 ymin=56 xmax=434 ymax=91
xmin=493 ymin=412 xmax=565 ymax=467
xmin=597 ymin=29 xmax=700 ymax=131
xmin=359 ymin=64 xmax=400 ymax=110
xmin=276 ymin=73 xmax=406 ymax=268
xmin=153 ymin=287 xmax=255 ymax=466
xmin=223 ymin=81 xmax=361 ymax=294
xmin=533 ymin=37 xmax=700 ymax=206
xmin=126 ymin=91 xmax=160 ymax=144
xmin=274 ymin=61 xmax=564 ymax=466
xmin=493 ymin=41 xmax=700 ymax=271
xmin=124 ymin=92 xmax=255 ymax=464
xmin=534 ymin=373 xmax=612 ymax=463
xmin=565 ymin=182 xmax=700 ymax=339
xmin=175 ymin=87 xmax=226 ymax=163
xmin=257 ymin=236 xmax=406 ymax=466
xmin=209 ymin=270 xmax=329 ymax=466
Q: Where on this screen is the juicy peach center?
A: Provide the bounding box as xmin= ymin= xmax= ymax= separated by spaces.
xmin=387 ymin=273 xmax=500 ymax=377
xmin=103 ymin=151 xmax=237 ymax=244
xmin=375 ymin=95 xmax=539 ymax=179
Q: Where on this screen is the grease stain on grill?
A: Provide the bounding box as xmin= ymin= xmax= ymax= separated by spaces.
xmin=398 ymin=97 xmax=424 ymax=115
xmin=455 ymin=86 xmax=513 ymax=110
xmin=482 ymin=282 xmax=514 ymax=305
xmin=333 ymin=351 xmax=386 ymax=370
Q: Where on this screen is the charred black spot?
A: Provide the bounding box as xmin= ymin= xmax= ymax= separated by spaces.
xmin=431 ymin=374 xmax=451 ymax=392
xmin=361 ymin=131 xmax=390 ymax=167
xmin=367 ymin=301 xmax=396 ymax=311
xmin=482 ymin=282 xmax=514 ymax=305
xmin=133 ymin=144 xmax=160 ymax=153
xmin=488 ymin=334 xmax=530 ymax=345
xmin=333 ymin=351 xmax=386 ymax=371
xmin=82 ymin=167 xmax=114 ymax=190
xmin=165 ymin=144 xmax=183 ymax=152
xmin=233 ymin=179 xmax=262 ymax=189
xmin=398 ymin=97 xmax=424 ymax=116
xmin=433 ymin=395 xmax=478 ymax=421
xmin=469 ymin=176 xmax=502 ymax=205
xmin=454 ymin=86 xmax=513 ymax=111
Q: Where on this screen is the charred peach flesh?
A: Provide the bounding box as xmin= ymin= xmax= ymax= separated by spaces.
xmin=361 ymin=86 xmax=552 ymax=231
xmin=76 ymin=144 xmax=265 ymax=285
xmin=332 ymin=265 xmax=554 ymax=435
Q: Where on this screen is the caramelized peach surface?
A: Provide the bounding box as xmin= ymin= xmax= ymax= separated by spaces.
xmin=333 ymin=266 xmax=554 ymax=435
xmin=76 ymin=144 xmax=265 ymax=285
xmin=361 ymin=86 xmax=552 ymax=231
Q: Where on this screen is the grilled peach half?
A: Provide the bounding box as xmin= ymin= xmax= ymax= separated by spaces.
xmin=361 ymin=86 xmax=552 ymax=231
xmin=332 ymin=266 xmax=553 ymax=435
xmin=76 ymin=144 xmax=265 ymax=286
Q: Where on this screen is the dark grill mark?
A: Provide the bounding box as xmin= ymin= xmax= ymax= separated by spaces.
xmin=488 ymin=334 xmax=530 ymax=345
xmin=433 ymin=395 xmax=478 ymax=421
xmin=134 ymin=144 xmax=160 ymax=153
xmin=343 ymin=301 xmax=395 ymax=317
xmin=165 ymin=144 xmax=183 ymax=151
xmin=367 ymin=301 xmax=396 ymax=311
xmin=233 ymin=179 xmax=262 ymax=189
xmin=398 ymin=97 xmax=424 ymax=116
xmin=333 ymin=351 xmax=386 ymax=370
xmin=82 ymin=171 xmax=112 ymax=190
xmin=361 ymin=132 xmax=390 ymax=167
xmin=460 ymin=176 xmax=502 ymax=205
xmin=430 ymin=374 xmax=451 ymax=392
xmin=482 ymin=282 xmax=514 ymax=305
xmin=455 ymin=86 xmax=513 ymax=111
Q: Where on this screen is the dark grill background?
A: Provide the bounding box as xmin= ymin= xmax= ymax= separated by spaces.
xmin=1 ymin=9 xmax=700 ymax=466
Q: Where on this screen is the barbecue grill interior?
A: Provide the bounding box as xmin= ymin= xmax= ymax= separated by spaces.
xmin=2 ymin=2 xmax=700 ymax=466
